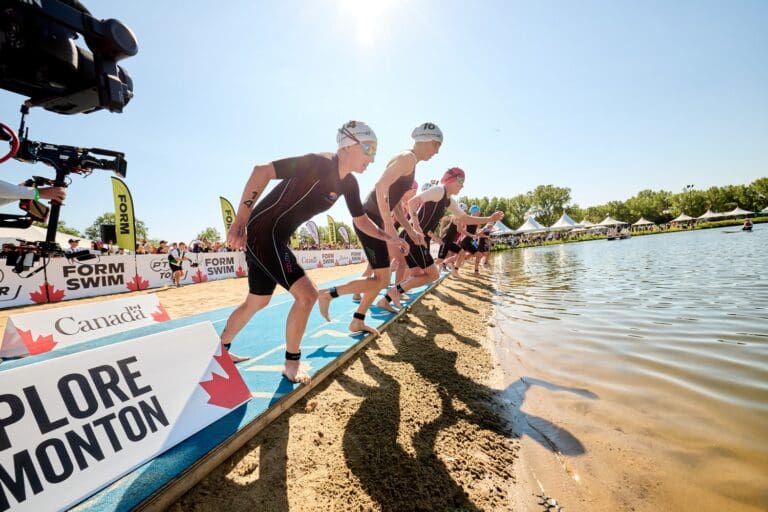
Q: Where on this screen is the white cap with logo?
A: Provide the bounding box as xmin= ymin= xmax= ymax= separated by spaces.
xmin=411 ymin=122 xmax=443 ymax=143
xmin=337 ymin=121 xmax=377 ymax=148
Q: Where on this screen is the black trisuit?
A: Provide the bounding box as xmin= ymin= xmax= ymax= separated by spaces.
xmin=355 ymin=166 xmax=415 ymax=269
xmin=460 ymin=224 xmax=479 ymax=254
xmin=246 ymin=153 xmax=365 ymax=295
xmin=403 ymin=186 xmax=451 ymax=269
xmin=477 ymin=228 xmax=491 ymax=253
xmin=437 ymin=220 xmax=461 ymax=259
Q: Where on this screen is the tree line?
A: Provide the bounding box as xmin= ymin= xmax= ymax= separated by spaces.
xmin=458 ymin=177 xmax=768 ymax=229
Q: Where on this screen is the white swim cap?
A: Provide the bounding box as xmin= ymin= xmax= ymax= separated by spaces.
xmin=337 ymin=120 xmax=377 ymax=148
xmin=411 ymin=122 xmax=443 ymax=143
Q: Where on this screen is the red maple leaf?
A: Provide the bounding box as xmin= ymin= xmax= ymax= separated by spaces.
xmin=151 ymin=304 xmax=171 ymax=322
xmin=17 ymin=328 xmax=57 ymax=355
xmin=335 ymin=259 xmax=341 ymax=266
xmin=191 ymin=269 xmax=208 ymax=283
xmin=199 ymin=351 xmax=251 ymax=409
xmin=126 ymin=274 xmax=149 ymax=291
xmin=316 ymin=260 xmax=323 ymax=268
xmin=235 ymin=266 xmax=247 ymax=278
xmin=29 ymin=283 xmax=65 ymax=304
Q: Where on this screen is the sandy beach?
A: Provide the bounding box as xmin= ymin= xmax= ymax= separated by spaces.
xmin=0 ymin=263 xmax=532 ymax=510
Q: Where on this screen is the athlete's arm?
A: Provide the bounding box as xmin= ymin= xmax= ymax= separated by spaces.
xmin=227 ymin=163 xmax=277 ymax=248
xmin=374 ymin=152 xmax=416 ymax=237
xmin=393 ymin=201 xmax=419 ymax=241
xmin=352 ymin=215 xmax=409 ymax=252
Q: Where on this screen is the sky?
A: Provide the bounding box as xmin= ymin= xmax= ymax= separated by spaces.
xmin=1 ymin=0 xmax=766 ymax=242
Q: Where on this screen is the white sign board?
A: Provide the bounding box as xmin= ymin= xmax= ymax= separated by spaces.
xmin=0 ymin=294 xmax=171 ymax=358
xmin=0 ymin=322 xmax=251 ymax=511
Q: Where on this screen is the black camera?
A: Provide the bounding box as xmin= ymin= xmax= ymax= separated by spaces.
xmin=0 ymin=0 xmax=138 ymax=114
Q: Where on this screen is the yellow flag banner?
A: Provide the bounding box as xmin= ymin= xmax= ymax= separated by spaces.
xmin=219 ymin=196 xmax=236 ymax=237
xmin=111 ymin=177 xmax=136 ymax=250
xmin=326 ymin=215 xmax=337 ymax=244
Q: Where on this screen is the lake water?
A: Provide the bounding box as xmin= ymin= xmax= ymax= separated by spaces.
xmin=491 ymin=226 xmax=767 ymax=511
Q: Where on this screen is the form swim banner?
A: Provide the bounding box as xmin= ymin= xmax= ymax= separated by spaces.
xmin=0 ymin=322 xmax=251 ymax=512
xmin=326 ymin=215 xmax=337 ymax=244
xmin=111 ymin=178 xmax=137 ymax=251
xmin=0 ymin=294 xmax=170 ymax=358
xmin=219 ymin=197 xmax=235 ymax=238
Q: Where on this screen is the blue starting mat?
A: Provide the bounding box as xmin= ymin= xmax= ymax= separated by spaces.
xmin=0 ymin=273 xmax=445 ymax=511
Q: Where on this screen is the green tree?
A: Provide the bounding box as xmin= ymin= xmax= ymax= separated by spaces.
xmin=505 ymin=193 xmax=532 ymax=229
xmin=84 ymin=212 xmax=149 ymax=241
xmin=750 ymin=177 xmax=768 ymax=208
xmin=196 ymin=227 xmax=221 ymax=242
xmin=530 ymin=185 xmax=571 ymax=227
xmin=33 ymin=219 xmax=82 ymax=237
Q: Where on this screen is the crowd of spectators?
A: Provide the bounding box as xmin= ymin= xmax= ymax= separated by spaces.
xmin=297 ymin=242 xmax=360 ymax=251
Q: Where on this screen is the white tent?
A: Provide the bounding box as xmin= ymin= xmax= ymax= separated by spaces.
xmin=632 ymin=217 xmax=655 ymax=226
xmin=549 ymin=212 xmax=579 ymax=231
xmin=0 ymin=225 xmax=92 ymax=248
xmin=697 ymin=209 xmax=723 ymax=220
xmin=598 ymin=216 xmax=627 ymax=226
xmin=721 ymin=206 xmax=754 ymax=217
xmin=489 ymin=220 xmax=515 ymax=236
xmin=671 ymin=213 xmax=695 ymax=222
xmin=515 ymin=217 xmax=544 ymax=233
xmin=761 ymin=206 xmax=768 ymax=214
xmin=579 ymin=219 xmax=596 ymax=228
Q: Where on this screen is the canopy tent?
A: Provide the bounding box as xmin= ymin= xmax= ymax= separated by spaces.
xmin=721 ymin=206 xmax=754 ymax=217
xmin=549 ymin=212 xmax=579 ymax=231
xmin=761 ymin=206 xmax=768 ymax=214
xmin=0 ymin=225 xmax=92 ymax=248
xmin=515 ymin=217 xmax=544 ymax=233
xmin=671 ymin=213 xmax=695 ymax=222
xmin=489 ymin=220 xmax=515 ymax=236
xmin=579 ymin=219 xmax=596 ymax=228
xmin=598 ymin=216 xmax=627 ymax=226
xmin=697 ymin=209 xmax=723 ymax=220
xmin=632 ymin=217 xmax=655 ymax=226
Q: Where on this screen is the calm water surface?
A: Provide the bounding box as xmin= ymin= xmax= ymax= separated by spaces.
xmin=491 ymin=226 xmax=767 ymax=510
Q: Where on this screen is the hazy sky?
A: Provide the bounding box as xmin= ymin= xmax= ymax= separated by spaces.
xmin=1 ymin=0 xmax=766 ymax=241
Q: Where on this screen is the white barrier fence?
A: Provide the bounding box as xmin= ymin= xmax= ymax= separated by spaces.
xmin=0 ymin=250 xmax=367 ymax=309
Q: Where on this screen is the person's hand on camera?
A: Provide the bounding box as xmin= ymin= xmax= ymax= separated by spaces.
xmin=38 ymin=187 xmax=67 ymax=203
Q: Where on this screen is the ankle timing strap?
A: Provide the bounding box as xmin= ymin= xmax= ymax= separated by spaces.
xmin=353 ymin=312 xmax=365 ymax=320
xmin=329 ymin=286 xmax=339 ymax=298
xmin=384 ymin=294 xmax=393 ymax=303
xmin=285 ymin=350 xmax=301 ymax=361
xmin=396 ymin=284 xmax=405 ymax=294
xmin=223 ymin=343 xmax=232 ymax=351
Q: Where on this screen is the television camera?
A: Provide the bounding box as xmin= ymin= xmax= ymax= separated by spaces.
xmin=0 ymin=0 xmax=137 ymax=271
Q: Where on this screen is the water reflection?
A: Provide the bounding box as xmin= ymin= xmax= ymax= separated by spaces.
xmin=492 ymin=227 xmax=768 ymax=510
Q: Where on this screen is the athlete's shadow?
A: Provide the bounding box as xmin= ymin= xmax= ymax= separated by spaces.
xmin=339 ymin=348 xmax=479 ymax=511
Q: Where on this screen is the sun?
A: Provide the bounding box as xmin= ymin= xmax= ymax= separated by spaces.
xmin=337 ymin=0 xmax=402 ymax=47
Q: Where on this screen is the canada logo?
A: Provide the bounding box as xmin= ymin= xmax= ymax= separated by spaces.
xmin=199 ymin=350 xmax=251 ymax=409
xmin=326 ymin=191 xmax=339 ymax=202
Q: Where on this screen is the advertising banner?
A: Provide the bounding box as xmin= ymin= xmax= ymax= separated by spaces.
xmin=297 ymin=250 xmax=321 ymax=270
xmin=0 ymin=267 xmax=44 ymax=309
xmin=338 ymin=225 xmax=349 ymax=244
xmin=326 ymin=215 xmax=337 ymax=244
xmin=350 ymin=249 xmax=365 ymax=264
xmin=305 ymin=221 xmax=319 ymax=245
xmin=111 ymin=177 xmax=137 ymax=251
xmin=0 ymin=294 xmax=170 ymax=358
xmin=219 ymin=197 xmax=236 ymax=238
xmin=335 ymin=250 xmax=351 ymax=266
xmin=320 ymin=251 xmax=336 ymax=268
xmin=43 ymin=255 xmax=138 ymax=301
xmin=0 ymin=322 xmax=251 ymax=512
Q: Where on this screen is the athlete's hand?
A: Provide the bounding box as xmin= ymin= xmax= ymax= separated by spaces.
xmin=491 ymin=210 xmax=504 ymax=222
xmin=38 ymin=187 xmax=67 ymax=203
xmin=390 ymin=237 xmax=410 ymax=256
xmin=411 ymin=231 xmax=426 ymax=247
xmin=227 ymin=220 xmax=246 ymax=249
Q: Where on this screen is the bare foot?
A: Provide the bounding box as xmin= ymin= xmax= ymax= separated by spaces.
xmin=229 ymin=351 xmax=250 ymax=363
xmin=283 ymin=360 xmax=310 ymax=384
xmin=376 ymin=296 xmax=398 ymax=313
xmin=317 ymin=289 xmax=332 ymax=321
xmin=451 ymin=269 xmax=461 ymax=279
xmin=389 ymin=288 xmax=403 ymax=308
xmin=352 ymin=293 xmax=362 ymax=302
xmin=349 ymin=318 xmax=380 ymax=335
